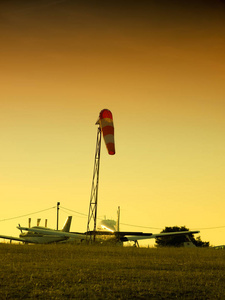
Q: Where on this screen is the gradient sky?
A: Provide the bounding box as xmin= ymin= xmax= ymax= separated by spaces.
xmin=0 ymin=0 xmax=225 ymax=246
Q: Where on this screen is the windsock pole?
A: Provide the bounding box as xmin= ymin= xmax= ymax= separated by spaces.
xmin=86 ymin=126 xmax=102 ymax=242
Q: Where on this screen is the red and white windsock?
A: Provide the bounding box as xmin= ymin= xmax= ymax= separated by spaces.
xmin=96 ymin=109 xmax=115 ymax=155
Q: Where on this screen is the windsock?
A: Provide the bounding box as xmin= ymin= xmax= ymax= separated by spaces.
xmin=96 ymin=109 xmax=115 ymax=155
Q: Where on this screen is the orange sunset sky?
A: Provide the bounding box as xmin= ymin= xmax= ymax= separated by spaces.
xmin=0 ymin=0 xmax=225 ymax=246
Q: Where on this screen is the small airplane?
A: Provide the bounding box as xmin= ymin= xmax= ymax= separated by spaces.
xmin=87 ymin=207 xmax=200 ymax=247
xmin=0 ymin=216 xmax=85 ymax=244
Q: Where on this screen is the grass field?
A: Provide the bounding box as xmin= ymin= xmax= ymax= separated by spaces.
xmin=1 ymin=243 xmax=225 ymax=299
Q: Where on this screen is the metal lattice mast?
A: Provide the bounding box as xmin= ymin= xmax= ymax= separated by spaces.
xmin=86 ymin=126 xmax=102 ymax=242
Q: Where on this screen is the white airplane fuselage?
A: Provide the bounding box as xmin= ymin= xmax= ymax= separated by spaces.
xmin=19 ymin=230 xmax=68 ymax=244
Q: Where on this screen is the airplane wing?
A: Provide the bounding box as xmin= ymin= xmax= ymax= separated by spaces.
xmin=87 ymin=231 xmax=153 ymax=241
xmin=17 ymin=226 xmax=86 ymax=240
xmin=87 ymin=230 xmax=200 ymax=242
xmin=122 ymin=230 xmax=200 ymax=242
xmin=0 ymin=234 xmax=34 ymax=243
xmin=150 ymin=230 xmax=200 ymax=239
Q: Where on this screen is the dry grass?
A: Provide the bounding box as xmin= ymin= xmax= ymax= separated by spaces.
xmin=0 ymin=243 xmax=225 ymax=299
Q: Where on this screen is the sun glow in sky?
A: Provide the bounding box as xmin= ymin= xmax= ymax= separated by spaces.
xmin=0 ymin=0 xmax=225 ymax=246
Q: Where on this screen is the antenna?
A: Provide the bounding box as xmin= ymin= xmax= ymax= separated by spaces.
xmin=116 ymin=206 xmax=120 ymax=232
xmin=86 ymin=126 xmax=102 ymax=242
xmin=86 ymin=109 xmax=115 ymax=243
xmin=56 ymin=202 xmax=60 ymax=230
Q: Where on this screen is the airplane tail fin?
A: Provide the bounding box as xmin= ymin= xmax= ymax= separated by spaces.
xmin=61 ymin=216 xmax=72 ymax=232
xmin=116 ymin=206 xmax=120 ymax=232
